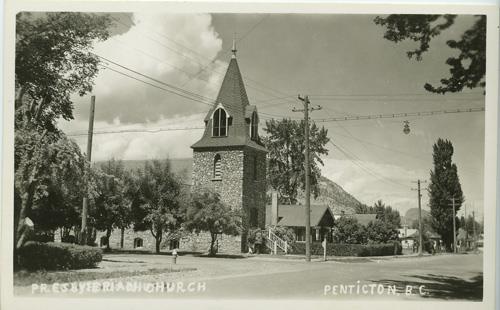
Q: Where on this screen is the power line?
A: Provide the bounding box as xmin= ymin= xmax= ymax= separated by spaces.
xmin=329 ymin=140 xmax=410 ymax=189
xmin=97 ymin=55 xmax=294 ymax=117
xmin=112 ymin=15 xmax=286 ymax=104
xmin=108 ymin=36 xmax=197 ymax=78
xmin=119 ymin=13 xmax=210 ymax=64
xmin=111 ymin=16 xmax=211 ymax=71
xmin=313 ymin=107 xmax=484 ymax=123
xmin=307 ymin=91 xmax=484 ymax=97
xmin=97 ymin=54 xmax=214 ymax=103
xmin=182 ymin=14 xmax=269 ymax=86
xmin=100 ymin=65 xmax=213 ymax=107
xmin=65 ymin=121 xmax=275 ymax=137
xmin=67 ymin=126 xmax=205 ymax=137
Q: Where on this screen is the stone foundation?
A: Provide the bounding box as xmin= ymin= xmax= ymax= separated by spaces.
xmin=94 ymin=229 xmax=243 ymax=254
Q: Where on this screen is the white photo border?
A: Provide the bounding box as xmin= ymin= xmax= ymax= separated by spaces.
xmin=1 ymin=2 xmax=498 ymax=310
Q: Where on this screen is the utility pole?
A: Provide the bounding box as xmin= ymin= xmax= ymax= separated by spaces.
xmin=80 ymin=95 xmax=95 ymax=245
xmin=472 ymin=209 xmax=477 ymax=250
xmin=464 ymin=203 xmax=468 ymax=248
xmin=292 ymin=95 xmax=321 ymax=262
xmin=411 ymin=179 xmax=426 ymax=256
xmin=450 ymin=197 xmax=457 ymax=253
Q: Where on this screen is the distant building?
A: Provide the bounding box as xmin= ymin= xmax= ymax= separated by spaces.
xmin=265 ymin=193 xmax=381 ymax=243
xmin=398 ymin=226 xmax=418 ymax=249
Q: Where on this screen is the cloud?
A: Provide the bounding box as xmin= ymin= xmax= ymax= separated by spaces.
xmin=321 ymin=157 xmax=429 ymax=215
xmin=71 ymin=13 xmax=227 ymax=124
xmin=60 ymin=113 xmax=206 ymax=161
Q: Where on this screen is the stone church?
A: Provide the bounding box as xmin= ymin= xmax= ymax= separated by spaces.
xmin=94 ymin=43 xmax=268 ymax=254
xmin=189 ymin=42 xmax=268 ymax=252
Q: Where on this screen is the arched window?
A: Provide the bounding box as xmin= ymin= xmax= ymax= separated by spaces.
xmin=133 ymin=237 xmax=143 ymax=248
xmin=100 ymin=236 xmax=108 ymax=247
xmin=213 ymin=108 xmax=227 ymax=137
xmin=250 ymin=111 xmax=258 ymax=140
xmin=213 ymin=154 xmax=222 ymax=180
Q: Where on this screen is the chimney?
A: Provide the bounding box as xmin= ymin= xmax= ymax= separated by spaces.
xmin=271 ymin=191 xmax=278 ymax=226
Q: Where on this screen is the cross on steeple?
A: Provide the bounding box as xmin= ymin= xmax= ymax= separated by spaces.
xmin=231 ymin=33 xmax=237 ymax=58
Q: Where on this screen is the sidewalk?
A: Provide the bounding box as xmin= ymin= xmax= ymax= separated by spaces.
xmin=246 ymin=252 xmax=444 ymax=263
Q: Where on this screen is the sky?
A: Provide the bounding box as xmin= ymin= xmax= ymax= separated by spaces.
xmin=57 ymin=13 xmax=486 ymax=220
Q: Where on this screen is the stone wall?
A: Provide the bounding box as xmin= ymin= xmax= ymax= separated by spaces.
xmin=95 ymin=229 xmax=156 ymax=251
xmin=192 ymin=148 xmax=244 ymax=210
xmin=192 ymin=146 xmax=267 ymax=252
xmin=178 ymin=231 xmax=242 ymax=254
xmin=94 ymin=228 xmax=242 ymax=254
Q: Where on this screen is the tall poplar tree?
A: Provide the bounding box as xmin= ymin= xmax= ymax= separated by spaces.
xmin=428 ymin=138 xmax=464 ymax=251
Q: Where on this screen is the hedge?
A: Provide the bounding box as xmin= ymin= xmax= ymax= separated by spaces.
xmin=18 ymin=242 xmax=103 ymax=271
xmin=291 ymin=241 xmax=402 ymax=257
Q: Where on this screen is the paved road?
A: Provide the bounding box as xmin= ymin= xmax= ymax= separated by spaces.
xmin=200 ymin=254 xmax=483 ymax=300
xmin=17 ymin=253 xmax=483 ymax=300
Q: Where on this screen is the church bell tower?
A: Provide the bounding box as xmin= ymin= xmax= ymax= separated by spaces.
xmin=191 ymin=41 xmax=268 ymax=253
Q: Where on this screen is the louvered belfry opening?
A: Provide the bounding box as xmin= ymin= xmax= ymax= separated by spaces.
xmin=213 ymin=154 xmax=222 ymax=180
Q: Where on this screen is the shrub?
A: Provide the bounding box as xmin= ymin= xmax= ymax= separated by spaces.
xmin=358 ymin=241 xmax=402 ymax=256
xmin=18 ymin=242 xmax=102 ymax=271
xmin=365 ymin=220 xmax=399 ymax=243
xmin=270 ymin=226 xmax=296 ymax=247
xmin=332 ymin=217 xmax=367 ymax=244
xmin=291 ymin=241 xmax=401 ymax=257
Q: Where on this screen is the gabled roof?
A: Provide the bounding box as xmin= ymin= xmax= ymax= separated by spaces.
xmin=191 ymin=57 xmax=267 ymax=152
xmin=333 ymin=214 xmax=377 ymax=226
xmin=267 ymin=204 xmax=335 ymax=227
xmin=398 ymin=228 xmax=418 ymax=239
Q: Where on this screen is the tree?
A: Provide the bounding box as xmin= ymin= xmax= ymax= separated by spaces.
xmin=365 ymin=220 xmax=399 ymax=243
xmin=374 ymin=15 xmax=486 ymax=94
xmin=332 ymin=217 xmax=367 ymax=244
xmin=14 ymin=12 xmax=112 ymax=249
xmin=15 ymin=12 xmax=112 ymax=131
xmin=355 ymin=203 xmax=375 ymax=214
xmin=14 ymin=130 xmax=87 ymax=248
xmin=184 ymin=190 xmax=242 ymax=256
xmin=428 ymin=138 xmax=464 ymax=251
xmin=459 ymin=214 xmax=481 ymax=239
xmin=92 ymin=159 xmax=132 ymax=250
xmin=134 ymin=160 xmax=183 ymax=254
xmin=263 ymin=118 xmax=330 ymax=204
xmin=373 ymin=200 xmax=401 ymax=228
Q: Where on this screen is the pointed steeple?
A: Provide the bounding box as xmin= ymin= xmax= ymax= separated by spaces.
xmin=191 ymin=42 xmax=266 ymax=152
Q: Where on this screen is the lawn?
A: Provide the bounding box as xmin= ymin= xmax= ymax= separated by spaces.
xmin=14 ymin=266 xmax=196 ymax=287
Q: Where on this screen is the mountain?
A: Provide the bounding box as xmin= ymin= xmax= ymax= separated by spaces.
xmin=95 ymin=158 xmax=193 ymax=183
xmin=401 ymin=208 xmax=431 ymax=227
xmin=296 ymin=176 xmax=362 ymax=214
xmin=95 ymin=158 xmax=362 ymax=214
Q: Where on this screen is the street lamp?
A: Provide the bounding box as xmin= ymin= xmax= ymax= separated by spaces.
xmin=403 ymin=120 xmax=410 ymax=134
